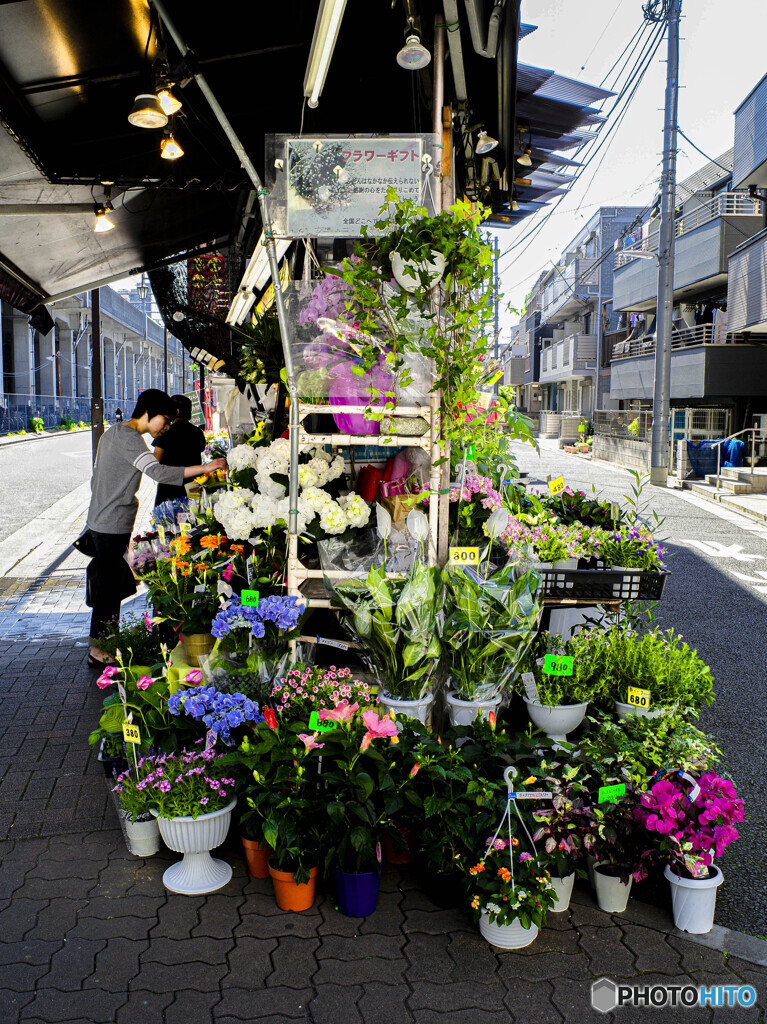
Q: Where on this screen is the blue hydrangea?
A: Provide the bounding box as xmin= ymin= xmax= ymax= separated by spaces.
xmin=168 ymin=684 xmax=263 ymax=744
xmin=211 ymin=595 xmax=303 ymax=640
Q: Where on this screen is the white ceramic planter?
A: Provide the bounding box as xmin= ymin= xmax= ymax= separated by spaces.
xmin=614 ymin=699 xmax=664 ymax=722
xmin=549 ymin=872 xmax=575 ymax=912
xmin=479 ymin=912 xmax=539 ymax=949
xmin=594 ymin=862 xmax=633 ymax=913
xmin=390 ymin=250 xmax=447 ymax=293
xmin=612 ymin=566 xmax=642 ymax=599
xmin=446 ymin=692 xmax=502 ymax=726
xmin=665 ymin=863 xmax=724 ymax=934
xmin=121 ymin=810 xmax=161 ymax=858
xmin=523 ymin=696 xmax=589 ymax=745
xmin=152 ymin=798 xmax=236 ymax=895
xmin=586 ymin=854 xmax=597 ymax=890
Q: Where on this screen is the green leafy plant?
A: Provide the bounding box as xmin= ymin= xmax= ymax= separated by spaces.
xmin=94 ymin=612 xmax=165 ymax=666
xmin=519 ymin=632 xmax=608 ymax=706
xmin=527 ymin=760 xmax=599 ymax=879
xmin=114 ymin=748 xmax=236 ymax=819
xmin=467 ymin=838 xmax=556 ymax=930
xmin=28 ymin=416 xmax=44 ymax=433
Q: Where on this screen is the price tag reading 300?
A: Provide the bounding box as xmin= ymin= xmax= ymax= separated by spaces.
xmin=449 ymin=547 xmax=479 ymax=567
xmin=627 ymin=686 xmax=651 ymax=709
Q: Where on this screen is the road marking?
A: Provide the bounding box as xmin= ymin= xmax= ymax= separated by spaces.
xmin=678 ymin=540 xmax=766 ymax=561
xmin=62 ymin=452 xmax=91 ymax=458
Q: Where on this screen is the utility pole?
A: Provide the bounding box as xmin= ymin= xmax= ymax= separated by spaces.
xmin=649 ymin=0 xmax=681 ymax=486
xmin=493 ymin=234 xmax=500 ymax=388
xmin=163 ymin=326 xmax=168 ymax=392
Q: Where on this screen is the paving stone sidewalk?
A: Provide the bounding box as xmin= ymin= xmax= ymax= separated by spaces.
xmin=1 ymin=638 xmax=766 ymax=1024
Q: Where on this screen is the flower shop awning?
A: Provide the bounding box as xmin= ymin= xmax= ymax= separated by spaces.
xmin=0 ymin=0 xmax=609 ymax=316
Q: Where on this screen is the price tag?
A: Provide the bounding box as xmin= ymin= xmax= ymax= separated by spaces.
xmin=548 ymin=476 xmax=566 ymax=496
xmin=543 ymin=654 xmax=574 ymax=676
xmin=610 ymin=502 xmax=621 ymax=522
xmin=627 ymin=686 xmax=651 ymax=709
xmin=116 ymin=681 xmax=127 ymax=704
xmin=308 ymin=711 xmax=337 ymax=733
xmin=465 ymin=444 xmax=476 ymax=460
xmin=449 ymin=546 xmax=480 ymax=566
xmin=509 ymin=791 xmax=553 ymax=800
xmin=521 ymin=672 xmax=539 ymax=702
xmin=486 ymin=369 xmax=504 ymax=386
xmin=241 ymin=589 xmax=260 ymax=607
xmin=316 ymin=636 xmax=350 ymax=651
xmin=246 ymin=558 xmax=254 ymax=585
xmin=598 ymin=783 xmax=626 ymax=804
xmin=122 ymin=720 xmax=141 ymax=745
xmin=179 ymin=522 xmax=192 ymax=537
xmin=204 ymin=729 xmax=216 ymax=750
xmin=157 ymin=524 xmax=166 ymax=545
xmin=194 ymin=584 xmax=206 ymax=593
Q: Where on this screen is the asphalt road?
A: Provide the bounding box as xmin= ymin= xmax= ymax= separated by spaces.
xmin=509 ymin=440 xmax=767 ymax=937
xmin=0 ymin=431 xmax=93 ymax=542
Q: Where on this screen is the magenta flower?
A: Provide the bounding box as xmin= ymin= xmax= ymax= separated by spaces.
xmin=183 ymin=669 xmax=203 ymax=685
xmin=360 ymin=710 xmax=398 ymax=751
xmin=96 ymin=665 xmax=119 ymax=689
xmin=519 ymin=853 xmax=533 ymax=862
xmin=318 ymin=701 xmax=359 ymax=723
xmin=221 ymin=565 xmax=235 ymax=582
xmin=298 ymin=733 xmax=325 ymax=751
xmin=136 ymin=675 xmax=154 ymax=691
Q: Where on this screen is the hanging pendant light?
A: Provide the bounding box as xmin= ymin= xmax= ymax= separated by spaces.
xmin=127 ymin=93 xmax=168 ymax=129
xmin=156 ymin=87 xmax=182 ymax=116
xmin=476 ymin=129 xmax=499 ymax=155
xmin=93 ymin=204 xmax=115 ymax=233
xmin=397 ymin=31 xmax=431 ymax=70
xmin=160 ymin=132 xmax=184 ymax=161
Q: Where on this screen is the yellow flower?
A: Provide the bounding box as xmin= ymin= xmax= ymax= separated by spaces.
xmin=194 ymin=475 xmax=207 ymax=485
xmin=523 ymin=776 xmax=536 ymax=785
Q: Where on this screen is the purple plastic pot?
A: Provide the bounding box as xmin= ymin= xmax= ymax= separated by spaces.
xmin=333 ymin=867 xmax=381 ymax=917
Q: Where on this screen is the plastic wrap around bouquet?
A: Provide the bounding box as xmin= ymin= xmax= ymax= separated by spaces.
xmin=327 ymin=357 xmax=392 ymax=435
xmin=442 ymin=563 xmax=542 ymax=703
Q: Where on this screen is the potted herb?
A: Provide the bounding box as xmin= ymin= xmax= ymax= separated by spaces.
xmin=600 ymin=527 xmax=665 ymax=598
xmin=441 ymin=563 xmax=541 ymax=724
xmin=468 ymin=838 xmax=556 ymax=949
xmin=331 ymin=561 xmax=442 ymax=722
xmin=636 ymin=771 xmax=744 ymax=933
xmin=518 ymin=634 xmax=607 ymax=746
xmin=132 ymin=749 xmax=238 ymax=895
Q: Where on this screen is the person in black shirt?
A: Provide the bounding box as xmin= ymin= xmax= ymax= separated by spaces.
xmin=152 ymin=394 xmax=207 ymax=506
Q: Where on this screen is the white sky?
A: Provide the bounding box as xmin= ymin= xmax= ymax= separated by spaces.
xmin=495 ymin=0 xmax=766 ymax=333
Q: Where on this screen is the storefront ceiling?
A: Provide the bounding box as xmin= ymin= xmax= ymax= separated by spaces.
xmin=0 ymin=0 xmax=606 ymax=322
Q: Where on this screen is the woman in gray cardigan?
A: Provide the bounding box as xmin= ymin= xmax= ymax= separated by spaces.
xmin=86 ymin=389 xmax=225 ymax=667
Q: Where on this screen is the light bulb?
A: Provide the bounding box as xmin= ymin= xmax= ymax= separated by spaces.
xmin=93 ymin=206 xmax=115 ymax=233
xmin=476 ymin=130 xmax=499 ymax=155
xmin=517 ymin=148 xmax=532 ymax=167
xmin=160 ymin=134 xmax=184 ymax=161
xmin=397 ymin=34 xmax=431 ymax=70
xmin=156 ymin=88 xmax=182 ymax=116
xmin=511 ymin=199 xmax=520 ymax=212
xmin=127 ymin=93 xmax=168 ymax=129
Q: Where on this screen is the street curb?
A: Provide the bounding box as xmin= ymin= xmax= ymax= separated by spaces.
xmin=0 ymin=427 xmax=91 ymax=448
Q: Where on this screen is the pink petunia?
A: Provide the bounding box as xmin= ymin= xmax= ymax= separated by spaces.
xmin=136 ymin=675 xmax=154 ymax=690
xmin=183 ymin=669 xmax=203 ymax=685
xmin=96 ymin=665 xmax=119 ymax=689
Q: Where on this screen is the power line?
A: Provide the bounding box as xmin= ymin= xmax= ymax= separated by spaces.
xmin=676 ymin=128 xmax=732 ymax=175
xmin=580 ymin=0 xmax=631 ymax=76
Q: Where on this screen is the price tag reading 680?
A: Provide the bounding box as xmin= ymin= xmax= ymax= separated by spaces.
xmin=449 ymin=547 xmax=479 ymax=567
xmin=627 ymin=686 xmax=651 ymax=709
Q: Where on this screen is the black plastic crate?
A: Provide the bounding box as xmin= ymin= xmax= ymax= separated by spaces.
xmin=534 ymin=569 xmax=668 ymax=602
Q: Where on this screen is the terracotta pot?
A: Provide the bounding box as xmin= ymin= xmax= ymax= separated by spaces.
xmin=269 ymin=863 xmax=319 ymax=912
xmin=241 ymin=837 xmax=272 ymax=879
xmin=383 ymin=827 xmax=414 ymax=865
xmin=180 ymin=632 xmax=215 ymax=666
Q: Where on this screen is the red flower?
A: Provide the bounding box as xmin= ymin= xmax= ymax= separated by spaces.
xmin=263 ymin=708 xmax=278 ymax=731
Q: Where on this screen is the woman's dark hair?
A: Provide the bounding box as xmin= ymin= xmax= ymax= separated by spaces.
xmin=171 ymin=394 xmax=193 ymax=421
xmin=131 ymin=389 xmax=176 ymax=420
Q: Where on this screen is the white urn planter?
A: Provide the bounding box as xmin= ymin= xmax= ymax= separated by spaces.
xmin=665 ymin=863 xmax=724 ymax=934
xmin=594 ymin=862 xmax=633 ymax=913
xmin=523 ymin=696 xmax=588 ymax=746
xmin=151 ymin=798 xmax=236 ymax=895
xmin=549 ymin=872 xmax=576 ymax=913
xmin=446 ymin=692 xmax=502 ymax=727
xmin=479 ymin=912 xmax=539 ymax=949
xmin=390 ymin=250 xmax=447 ymax=293
xmin=614 ymin=699 xmax=664 ymax=722
xmin=378 ymin=689 xmax=434 ymax=725
xmin=120 ymin=810 xmax=161 ymax=858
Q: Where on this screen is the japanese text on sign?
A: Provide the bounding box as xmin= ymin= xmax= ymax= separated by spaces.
xmin=123 ymin=721 xmax=141 ymax=745
xmin=627 ymin=686 xmax=651 ymax=709
xmin=598 ymin=783 xmax=626 ymax=804
xmin=548 ymin=476 xmax=566 ymax=496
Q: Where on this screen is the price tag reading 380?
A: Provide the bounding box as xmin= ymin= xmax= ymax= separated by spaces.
xmin=449 ymin=547 xmax=479 ymax=567
xmin=627 ymin=686 xmax=651 ymax=709
xmin=548 ymin=476 xmax=566 ymax=496
xmin=122 ymin=721 xmax=141 ymax=745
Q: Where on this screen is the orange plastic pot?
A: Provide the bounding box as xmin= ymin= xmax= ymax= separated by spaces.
xmin=241 ymin=837 xmax=272 ymax=879
xmin=384 ymin=827 xmax=414 ymax=865
xmin=268 ymin=863 xmax=319 ymax=912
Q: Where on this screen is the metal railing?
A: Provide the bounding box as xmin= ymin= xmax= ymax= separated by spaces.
xmin=0 ymin=393 xmax=129 ymax=436
xmin=712 ymin=428 xmax=764 ymax=491
xmin=593 ymin=409 xmax=653 ymax=440
xmin=615 ymin=192 xmax=763 ymax=267
xmin=611 ymin=323 xmax=750 ymax=360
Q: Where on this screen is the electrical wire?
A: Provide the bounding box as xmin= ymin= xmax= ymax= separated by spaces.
xmin=676 ymin=128 xmax=732 ymax=175
xmin=580 ymin=0 xmax=631 ymax=76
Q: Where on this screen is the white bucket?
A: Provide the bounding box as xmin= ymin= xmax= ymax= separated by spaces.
xmin=549 ymin=872 xmax=575 ymax=912
xmin=594 ymin=863 xmax=633 ymax=913
xmin=446 ymin=692 xmax=502 ymax=727
xmin=665 ymin=863 xmax=723 ymax=934
xmin=378 ymin=690 xmax=434 ymax=725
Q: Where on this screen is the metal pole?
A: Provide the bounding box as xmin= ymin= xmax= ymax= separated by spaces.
xmin=432 ymin=16 xmax=445 ymax=213
xmin=91 ymin=288 xmax=104 ymax=462
xmin=152 ymin=0 xmax=299 ymax=535
xmin=493 ymin=234 xmax=500 ymax=385
xmin=163 ymin=326 xmax=168 ymax=392
xmin=650 ymin=0 xmax=681 ymax=486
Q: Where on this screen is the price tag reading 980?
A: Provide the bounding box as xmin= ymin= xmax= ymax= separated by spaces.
xmin=627 ymin=686 xmax=651 ymax=709
xmin=449 ymin=547 xmax=480 ymax=567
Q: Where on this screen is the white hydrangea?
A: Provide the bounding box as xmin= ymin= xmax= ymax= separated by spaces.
xmin=338 ymin=493 xmax=371 ymax=528
xmin=227 ymin=445 xmax=260 ymax=473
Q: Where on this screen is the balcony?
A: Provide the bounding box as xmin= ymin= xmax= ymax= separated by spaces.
xmin=539 ymin=258 xmax=599 ymax=324
xmin=612 ymin=194 xmax=763 ymax=312
xmin=504 ymin=357 xmax=526 ymax=386
xmin=728 ymin=228 xmax=767 ymax=333
xmin=609 ymin=325 xmax=767 ymax=401
xmin=539 ymin=333 xmax=597 ymax=383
